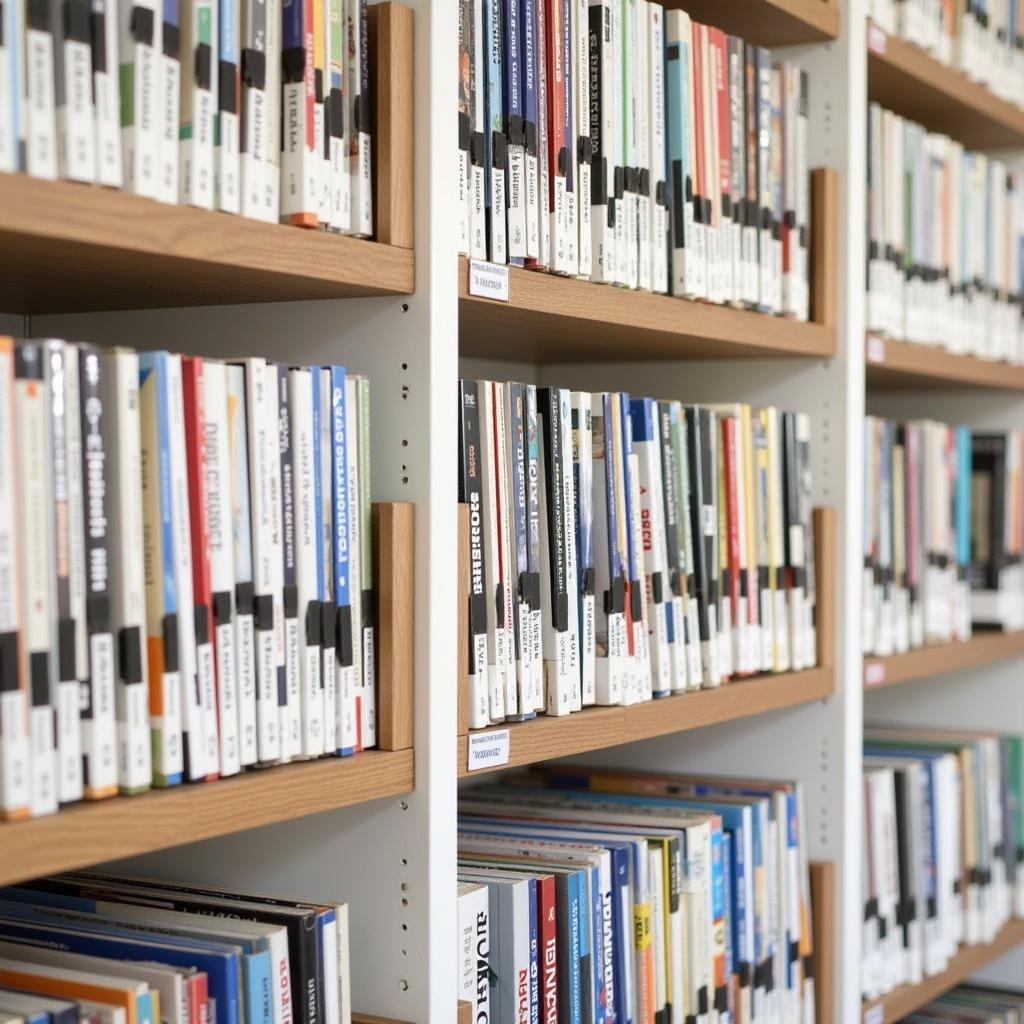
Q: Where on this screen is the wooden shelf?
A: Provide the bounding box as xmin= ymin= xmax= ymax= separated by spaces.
xmin=867 ymin=20 xmax=1024 ymax=147
xmin=458 ymin=666 xmax=834 ymax=777
xmin=0 ymin=174 xmax=413 ymax=313
xmin=660 ymin=0 xmax=838 ymax=47
xmin=865 ymin=335 xmax=1024 ymax=391
xmin=0 ymin=749 xmax=414 ymax=888
xmin=460 ymin=257 xmax=835 ymax=363
xmin=862 ymin=920 xmax=1024 ymax=1024
xmin=864 ymin=630 xmax=1024 ymax=690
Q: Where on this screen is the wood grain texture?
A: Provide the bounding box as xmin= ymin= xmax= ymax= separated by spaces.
xmin=865 ymin=335 xmax=1024 ymax=391
xmin=0 ymin=174 xmax=414 ymax=313
xmin=867 ymin=20 xmax=1024 ymax=147
xmin=0 ymin=749 xmax=414 ymax=887
xmin=374 ymin=502 xmax=415 ymax=751
xmin=457 ymin=1002 xmax=473 ymax=1024
xmin=352 ymin=1015 xmax=413 ymax=1024
xmin=458 ymin=258 xmax=835 ymax=363
xmin=814 ymin=508 xmax=835 ymax=670
xmin=659 ymin=0 xmax=838 ymax=45
xmin=368 ymin=3 xmax=414 ymax=250
xmin=862 ymin=920 xmax=1024 ymax=1024
xmin=458 ymin=504 xmax=469 ymax=737
xmin=864 ymin=630 xmax=1024 ymax=690
xmin=810 ymin=862 xmax=836 ymax=1024
xmin=811 ymin=169 xmax=836 ymax=330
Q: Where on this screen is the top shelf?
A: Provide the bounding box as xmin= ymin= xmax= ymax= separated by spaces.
xmin=663 ymin=0 xmax=839 ymax=46
xmin=866 ymin=20 xmax=1024 ymax=147
xmin=459 ymin=258 xmax=835 ymax=364
xmin=0 ymin=174 xmax=414 ymax=314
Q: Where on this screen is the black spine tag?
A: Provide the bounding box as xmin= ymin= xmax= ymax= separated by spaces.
xmin=306 ymin=601 xmax=322 ymax=645
xmin=162 ymin=614 xmax=179 ymax=673
xmin=241 ymin=46 xmax=266 ymax=89
xmin=0 ymin=632 xmax=17 ymax=691
xmin=63 ymin=0 xmax=90 ymax=42
xmin=283 ymin=583 xmax=299 ymax=619
xmin=219 ymin=60 xmax=239 ymax=113
xmin=163 ymin=20 xmax=179 ymax=58
xmin=212 ymin=591 xmax=232 ymax=627
xmin=195 ymin=40 xmax=212 ymax=89
xmin=87 ymin=594 xmax=111 ymax=635
xmin=27 ymin=0 xmax=51 ymax=31
xmin=58 ymin=619 xmax=76 ymax=682
xmin=194 ymin=604 xmax=210 ymax=645
xmin=458 ymin=111 xmax=471 ymax=151
xmin=30 ymin=651 xmax=50 ymax=707
xmin=255 ymin=594 xmax=274 ymax=631
xmin=118 ymin=626 xmax=143 ymax=684
xmin=321 ymin=602 xmax=337 ymax=649
xmin=336 ymin=605 xmax=353 ymax=667
xmin=282 ymin=45 xmax=305 ymax=84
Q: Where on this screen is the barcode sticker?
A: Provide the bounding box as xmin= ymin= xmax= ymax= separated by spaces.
xmin=864 ymin=1005 xmax=884 ymax=1024
xmin=864 ymin=661 xmax=886 ymax=687
xmin=467 ymin=728 xmax=511 ymax=771
xmin=866 ymin=334 xmax=886 ymax=363
xmin=867 ymin=23 xmax=887 ymax=54
xmin=469 ymin=259 xmax=511 ymax=302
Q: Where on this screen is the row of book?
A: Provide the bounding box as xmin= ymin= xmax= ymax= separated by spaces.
xmin=862 ymin=418 xmax=1024 ymax=657
xmin=458 ymin=380 xmax=818 ymax=730
xmin=457 ymin=766 xmax=816 ymax=1024
xmin=896 ymin=985 xmax=1024 ymax=1024
xmin=0 ymin=871 xmax=351 ymax=1024
xmin=867 ymin=0 xmax=1024 ymax=110
xmin=862 ymin=726 xmax=1024 ymax=1002
xmin=0 ymin=340 xmax=376 ymax=822
xmin=0 ymin=0 xmax=373 ymax=232
xmin=456 ymin=0 xmax=813 ymax=320
xmin=866 ymin=103 xmax=1024 ymax=363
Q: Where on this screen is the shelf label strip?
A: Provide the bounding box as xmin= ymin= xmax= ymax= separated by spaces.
xmin=467 ymin=729 xmax=511 ymax=771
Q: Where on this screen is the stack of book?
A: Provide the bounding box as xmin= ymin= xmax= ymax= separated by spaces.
xmin=862 ymin=417 xmax=1024 ymax=656
xmin=457 ymin=766 xmax=816 ymax=1024
xmin=868 ymin=0 xmax=1024 ymax=108
xmin=866 ymin=104 xmax=1024 ymax=362
xmin=862 ymin=727 xmax=1024 ymax=1002
xmin=0 ymin=340 xmax=376 ymax=822
xmin=459 ymin=381 xmax=818 ymax=729
xmin=457 ymin=0 xmax=812 ymax=320
xmin=896 ymin=985 xmax=1024 ymax=1021
xmin=0 ymin=872 xmax=351 ymax=1024
xmin=0 ymin=0 xmax=373 ymax=233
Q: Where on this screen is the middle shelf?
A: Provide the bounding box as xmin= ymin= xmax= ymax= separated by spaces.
xmin=865 ymin=335 xmax=1024 ymax=392
xmin=459 ymin=506 xmax=835 ymax=777
xmin=864 ymin=630 xmax=1024 ymax=690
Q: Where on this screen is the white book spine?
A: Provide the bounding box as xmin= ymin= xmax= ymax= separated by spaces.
xmin=93 ymin=0 xmax=123 ymax=186
xmin=356 ymin=378 xmax=375 ymax=745
xmin=121 ymin=0 xmax=160 ymax=195
xmin=25 ymin=17 xmax=58 ymax=178
xmin=574 ymin=0 xmax=591 ymax=278
xmin=560 ymin=389 xmax=582 ymax=711
xmin=181 ymin=0 xmax=217 ymax=208
xmin=0 ymin=1 xmax=17 ymax=172
xmin=157 ymin=8 xmax=180 ymax=203
xmin=346 ymin=0 xmax=371 ymax=235
xmin=344 ymin=376 xmax=365 ymax=746
xmin=318 ymin=368 xmax=336 ymax=753
xmin=53 ymin=0 xmax=96 ymax=182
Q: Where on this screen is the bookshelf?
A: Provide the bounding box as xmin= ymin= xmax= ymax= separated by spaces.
xmin=865 ymin=335 xmax=1024 ymax=391
xmin=861 ymin=921 xmax=1024 ymax=1024
xmin=866 ymin=19 xmax=1024 ymax=147
xmin=864 ymin=631 xmax=1024 ymax=690
xmin=659 ymin=0 xmax=839 ymax=47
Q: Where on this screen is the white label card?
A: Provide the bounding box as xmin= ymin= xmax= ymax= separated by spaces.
xmin=467 ymin=728 xmax=511 ymax=771
xmin=867 ymin=23 xmax=887 ymax=54
xmin=469 ymin=259 xmax=511 ymax=303
xmin=864 ymin=1005 xmax=884 ymax=1024
xmin=864 ymin=661 xmax=886 ymax=687
xmin=866 ymin=334 xmax=886 ymax=364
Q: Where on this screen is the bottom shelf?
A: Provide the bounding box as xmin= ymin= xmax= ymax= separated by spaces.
xmin=862 ymin=920 xmax=1024 ymax=1024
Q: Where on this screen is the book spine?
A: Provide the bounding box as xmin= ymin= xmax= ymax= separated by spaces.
xmin=166 ymin=353 xmax=210 ymax=781
xmin=158 ymin=0 xmax=181 ymax=202
xmin=658 ymin=401 xmax=688 ymax=693
xmin=0 ymin=338 xmax=28 ymax=819
xmin=458 ymin=0 xmax=473 ymax=254
xmin=311 ymin=0 xmax=327 ymax=224
xmin=326 ymin=0 xmax=348 ymax=231
xmin=524 ymin=385 xmax=543 ymax=714
xmin=226 ymin=363 xmax=258 ymax=765
xmin=25 ymin=0 xmax=59 ymax=178
xmin=469 ymin=0 xmax=487 ymax=258
xmin=180 ymin=0 xmax=217 ymax=207
xmin=263 ymin=364 xmax=287 ymax=760
xmin=240 ymin=0 xmax=270 ymax=218
xmin=217 ymin=0 xmax=241 ymax=210
xmin=572 ymin=392 xmax=595 ymax=706
xmin=545 ymin=0 xmax=564 ymax=272
xmin=278 ymin=365 xmax=301 ymax=761
xmin=344 ymin=375 xmax=365 ymax=746
xmin=649 ymin=2 xmax=667 ymax=295
xmin=0 ymin=0 xmax=19 ymax=171
xmin=182 ymin=356 xmax=221 ymax=782
xmin=560 ymin=389 xmax=582 ymax=711
xmin=77 ymin=346 xmax=118 ymax=799
xmin=202 ymin=361 xmax=241 ymax=777
xmin=263 ymin=0 xmax=283 ymax=221
xmin=522 ymin=0 xmax=539 ymax=261
xmin=574 ymin=0 xmax=591 ymax=278
xmin=588 ymin=0 xmax=614 ymax=283
xmin=281 ymin=0 xmax=317 ymax=224
xmin=504 ymin=0 xmax=527 ymax=263
xmin=318 ymin=368 xmax=336 ymax=751
xmin=356 ymin=376 xmax=374 ymax=747
xmin=53 ymin=0 xmax=97 ymax=181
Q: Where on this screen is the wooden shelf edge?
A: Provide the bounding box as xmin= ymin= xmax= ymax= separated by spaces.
xmin=458 ymin=666 xmax=833 ymax=777
xmin=864 ymin=631 xmax=1024 ymax=690
xmin=353 ymin=1014 xmax=414 ymax=1024
xmin=811 ymin=862 xmax=836 ymax=1024
xmin=660 ymin=0 xmax=839 ymax=46
xmin=867 ymin=20 xmax=1024 ymax=147
xmin=458 ymin=257 xmax=835 ymax=363
xmin=865 ymin=336 xmax=1024 ymax=391
xmin=0 ymin=748 xmax=414 ymax=888
xmin=862 ymin=920 xmax=1024 ymax=1024
xmin=0 ymin=174 xmax=415 ymax=313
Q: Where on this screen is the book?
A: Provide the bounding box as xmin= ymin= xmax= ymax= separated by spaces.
xmin=180 ymin=0 xmax=218 ymax=208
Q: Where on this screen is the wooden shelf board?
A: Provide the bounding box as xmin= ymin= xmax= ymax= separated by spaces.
xmin=660 ymin=0 xmax=838 ymax=46
xmin=865 ymin=336 xmax=1024 ymax=391
xmin=0 ymin=174 xmax=414 ymax=313
xmin=862 ymin=920 xmax=1024 ymax=1024
xmin=458 ymin=666 xmax=834 ymax=778
xmin=0 ymin=749 xmax=414 ymax=888
xmin=864 ymin=630 xmax=1024 ymax=690
xmin=459 ymin=258 xmax=835 ymax=364
xmin=867 ymin=20 xmax=1024 ymax=147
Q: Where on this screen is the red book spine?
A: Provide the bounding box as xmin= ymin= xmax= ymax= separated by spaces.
xmin=185 ymin=969 xmax=209 ymax=1024
xmin=722 ymin=416 xmax=742 ymax=675
xmin=181 ymin=356 xmax=219 ymax=781
xmin=546 ymin=0 xmax=564 ymax=218
xmin=537 ymin=873 xmax=558 ymax=1024
xmin=712 ymin=28 xmax=730 ymax=216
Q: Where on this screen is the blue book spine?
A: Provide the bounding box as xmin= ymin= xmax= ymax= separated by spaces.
xmin=521 ymin=0 xmax=536 ymax=140
xmin=315 ymin=909 xmax=335 ymax=1022
xmin=0 ymin=917 xmax=239 ymax=1024
xmin=956 ymin=426 xmax=972 ymax=572
xmin=527 ymin=877 xmax=539 ymax=1024
xmin=567 ymin=871 xmax=582 ymax=1024
xmin=589 ymin=863 xmax=606 ymax=1024
xmin=484 ymin=0 xmax=504 ymax=208
xmin=136 ymin=992 xmax=154 ymax=1024
xmin=242 ymin=950 xmax=273 ymax=1024
xmin=609 ymin=845 xmax=631 ymax=1024
xmin=504 ymin=0 xmax=522 ymax=124
xmin=330 ymin=366 xmax=353 ymax=756
xmin=312 ymin=374 xmax=325 ymax=602
xmin=283 ymin=0 xmax=303 ymax=53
